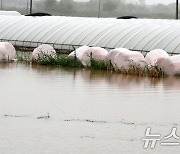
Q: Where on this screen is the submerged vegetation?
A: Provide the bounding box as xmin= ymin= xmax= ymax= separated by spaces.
xmin=17 ymin=54 xmax=83 ymax=68
xmin=17 ymin=53 xmax=167 ymax=78
xmin=90 ymin=58 xmax=111 ymax=71
xmin=35 ymin=54 xmax=83 ymax=68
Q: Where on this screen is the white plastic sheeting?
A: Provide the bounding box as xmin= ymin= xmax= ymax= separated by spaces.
xmin=32 ymin=44 xmax=56 ymax=60
xmin=114 ymin=51 xmax=145 ymax=70
xmin=80 ymin=47 xmax=108 ymax=66
xmin=145 ymin=49 xmax=169 ymax=65
xmin=68 ymin=46 xmax=108 ymax=66
xmin=0 ymin=11 xmax=21 ymax=16
xmin=0 ymin=16 xmax=180 ymax=54
xmin=0 ymin=42 xmax=16 ymax=60
xmin=106 ymin=48 xmax=130 ymax=69
xmin=68 ymin=46 xmax=90 ymax=63
xmin=157 ymin=55 xmax=180 ymax=76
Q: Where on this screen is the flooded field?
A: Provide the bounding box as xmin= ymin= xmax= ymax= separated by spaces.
xmin=0 ymin=62 xmax=180 ymax=154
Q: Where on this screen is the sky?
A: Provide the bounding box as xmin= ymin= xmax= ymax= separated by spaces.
xmin=146 ymin=0 xmax=175 ymax=5
xmin=73 ymin=0 xmax=176 ymax=5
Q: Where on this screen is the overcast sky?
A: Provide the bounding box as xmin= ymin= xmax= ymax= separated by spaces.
xmin=146 ymin=0 xmax=175 ymax=5
xmin=74 ymin=0 xmax=176 ymax=5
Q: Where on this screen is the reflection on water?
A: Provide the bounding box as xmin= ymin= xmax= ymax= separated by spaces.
xmin=31 ymin=63 xmax=180 ymax=90
xmin=0 ymin=63 xmax=180 ymax=154
xmin=29 ymin=63 xmax=177 ymax=85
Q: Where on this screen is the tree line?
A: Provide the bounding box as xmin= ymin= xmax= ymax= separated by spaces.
xmin=1 ymin=0 xmax=179 ymax=19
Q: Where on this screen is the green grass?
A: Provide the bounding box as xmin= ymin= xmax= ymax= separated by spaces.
xmin=90 ymin=58 xmax=111 ymax=70
xmin=33 ymin=54 xmax=83 ymax=68
xmin=145 ymin=65 xmax=167 ymax=78
xmin=16 ymin=55 xmax=31 ymax=64
xmin=17 ymin=53 xmax=167 ymax=78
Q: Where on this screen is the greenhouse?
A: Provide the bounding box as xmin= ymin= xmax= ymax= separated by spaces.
xmin=0 ymin=11 xmax=21 ymax=16
xmin=0 ymin=15 xmax=180 ymax=55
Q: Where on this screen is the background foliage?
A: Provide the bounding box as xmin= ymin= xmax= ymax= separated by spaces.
xmin=0 ymin=0 xmax=178 ymax=19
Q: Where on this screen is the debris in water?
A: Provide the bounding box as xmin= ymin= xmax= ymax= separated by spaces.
xmin=37 ymin=113 xmax=50 ymax=119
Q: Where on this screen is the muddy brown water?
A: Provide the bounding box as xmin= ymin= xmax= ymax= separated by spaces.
xmin=0 ymin=62 xmax=180 ymax=154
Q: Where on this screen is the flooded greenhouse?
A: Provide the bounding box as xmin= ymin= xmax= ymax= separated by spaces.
xmin=0 ymin=10 xmax=180 ymax=154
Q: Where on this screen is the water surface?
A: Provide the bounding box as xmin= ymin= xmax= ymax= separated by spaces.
xmin=0 ymin=63 xmax=180 ymax=154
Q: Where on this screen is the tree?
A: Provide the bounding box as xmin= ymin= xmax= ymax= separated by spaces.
xmin=102 ymin=1 xmax=117 ymax=16
xmin=59 ymin=0 xmax=74 ymax=15
xmin=44 ymin=0 xmax=57 ymax=11
xmin=60 ymin=0 xmax=73 ymax=4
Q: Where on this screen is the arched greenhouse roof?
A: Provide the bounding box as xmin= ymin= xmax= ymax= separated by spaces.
xmin=0 ymin=15 xmax=180 ymax=55
xmin=0 ymin=11 xmax=21 ymax=16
